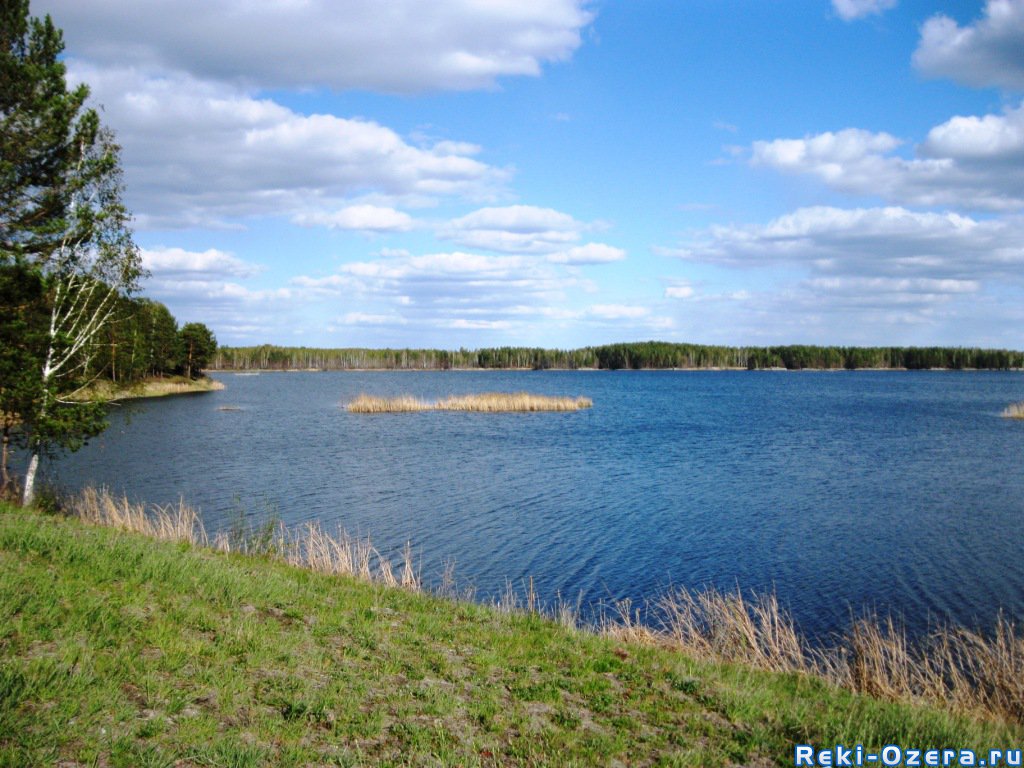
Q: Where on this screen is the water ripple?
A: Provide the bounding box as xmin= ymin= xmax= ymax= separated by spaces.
xmin=44 ymin=369 xmax=1024 ymax=638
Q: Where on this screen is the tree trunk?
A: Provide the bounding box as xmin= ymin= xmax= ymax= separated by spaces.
xmin=22 ymin=452 xmax=40 ymax=507
xmin=1 ymin=428 xmax=10 ymax=497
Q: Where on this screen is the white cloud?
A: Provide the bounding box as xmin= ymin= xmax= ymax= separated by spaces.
xmin=342 ymin=251 xmax=532 ymax=281
xmin=668 ymin=206 xmax=1024 ymax=283
xmin=665 ymin=284 xmax=695 ymax=299
xmin=282 ymin=247 xmax=654 ymax=343
xmin=751 ymin=110 xmax=1024 ymax=211
xmin=36 ymin=0 xmax=593 ymax=93
xmin=441 ymin=205 xmax=585 ymax=253
xmin=68 ymin=64 xmax=508 ymax=228
xmin=547 ymin=243 xmax=626 ymax=264
xmin=921 ymin=102 xmax=1024 ymax=160
xmin=914 ymin=0 xmax=1024 ymax=90
xmin=294 ymin=205 xmax=415 ymax=233
xmin=141 ymin=247 xmax=263 ymax=278
xmin=336 ymin=312 xmax=409 ymax=327
xmin=832 ymin=0 xmax=897 ymax=22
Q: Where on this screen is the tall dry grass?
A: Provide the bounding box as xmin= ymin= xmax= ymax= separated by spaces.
xmin=278 ymin=522 xmax=419 ymax=590
xmin=67 ymin=487 xmax=419 ymax=590
xmin=1002 ymin=402 xmax=1024 ymax=419
xmin=600 ymin=585 xmax=1024 ymax=724
xmin=347 ymin=391 xmax=592 ymax=413
xmin=68 ymin=486 xmax=208 ymax=545
xmin=55 ymin=487 xmax=1024 ymax=724
xmin=347 ymin=394 xmax=431 ymax=413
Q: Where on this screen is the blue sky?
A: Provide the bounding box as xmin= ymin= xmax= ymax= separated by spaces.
xmin=36 ymin=0 xmax=1024 ymax=348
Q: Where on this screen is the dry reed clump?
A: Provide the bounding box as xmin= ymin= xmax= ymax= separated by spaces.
xmin=66 ymin=487 xmax=420 ymax=591
xmin=346 ymin=391 xmax=592 ymax=413
xmin=602 ymin=585 xmax=1024 ymax=725
xmin=68 ymin=486 xmax=208 ymax=546
xmin=276 ymin=522 xmax=419 ymax=590
xmin=346 ymin=394 xmax=431 ymax=413
xmin=1002 ymin=401 xmax=1024 ymax=419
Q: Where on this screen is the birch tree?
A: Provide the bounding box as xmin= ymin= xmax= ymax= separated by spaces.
xmin=1 ymin=0 xmax=141 ymax=505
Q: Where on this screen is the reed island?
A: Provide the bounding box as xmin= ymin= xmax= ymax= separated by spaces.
xmin=346 ymin=391 xmax=593 ymax=413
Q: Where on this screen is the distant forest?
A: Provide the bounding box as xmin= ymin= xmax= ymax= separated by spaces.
xmin=212 ymin=342 xmax=1024 ymax=372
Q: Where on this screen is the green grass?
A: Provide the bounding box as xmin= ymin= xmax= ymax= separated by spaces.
xmin=1 ymin=503 xmax=1021 ymax=767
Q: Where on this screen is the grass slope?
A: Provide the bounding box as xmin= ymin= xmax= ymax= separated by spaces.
xmin=1 ymin=504 xmax=1020 ymax=767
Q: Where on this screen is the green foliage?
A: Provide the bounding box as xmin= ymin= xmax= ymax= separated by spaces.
xmin=214 ymin=341 xmax=1024 ymax=372
xmin=0 ymin=0 xmax=146 ymax=504
xmin=0 ymin=0 xmax=90 ymax=262
xmin=177 ymin=322 xmax=217 ymax=379
xmin=89 ymin=297 xmax=182 ymax=383
xmin=0 ymin=264 xmax=46 ymax=494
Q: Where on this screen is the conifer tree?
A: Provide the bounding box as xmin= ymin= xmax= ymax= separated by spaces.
xmin=0 ymin=0 xmax=141 ymax=504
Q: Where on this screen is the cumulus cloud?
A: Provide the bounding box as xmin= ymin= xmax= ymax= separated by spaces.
xmin=921 ymin=102 xmax=1024 ymax=160
xmin=141 ymin=247 xmax=264 ymax=279
xmin=301 ymin=251 xmax=570 ymax=327
xmin=282 ymin=247 xmax=660 ymax=342
xmin=36 ymin=0 xmax=593 ymax=93
xmin=668 ymin=206 xmax=1024 ymax=284
xmin=832 ymin=0 xmax=897 ymax=22
xmin=547 ymin=243 xmax=626 ymax=264
xmin=68 ymin=64 xmax=508 ymax=228
xmin=441 ymin=205 xmax=585 ymax=253
xmin=913 ymin=0 xmax=1024 ymax=90
xmin=751 ymin=109 xmax=1024 ymax=211
xmin=293 ymin=205 xmax=415 ymax=233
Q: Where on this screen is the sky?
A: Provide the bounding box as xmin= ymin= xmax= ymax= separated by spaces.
xmin=32 ymin=0 xmax=1024 ymax=349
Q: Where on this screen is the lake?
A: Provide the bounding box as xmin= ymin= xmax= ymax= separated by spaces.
xmin=43 ymin=369 xmax=1024 ymax=639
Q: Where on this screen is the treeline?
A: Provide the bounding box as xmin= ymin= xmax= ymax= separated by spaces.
xmin=213 ymin=341 xmax=1024 ymax=372
xmin=1 ymin=265 xmax=217 ymax=386
xmin=90 ymin=295 xmax=218 ymax=383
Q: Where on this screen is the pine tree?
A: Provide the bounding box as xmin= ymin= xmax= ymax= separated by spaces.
xmin=0 ymin=0 xmax=141 ymax=505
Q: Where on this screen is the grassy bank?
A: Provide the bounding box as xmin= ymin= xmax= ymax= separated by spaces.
xmin=347 ymin=392 xmax=593 ymax=413
xmin=71 ymin=375 xmax=225 ymax=402
xmin=1 ymin=500 xmax=1022 ymax=766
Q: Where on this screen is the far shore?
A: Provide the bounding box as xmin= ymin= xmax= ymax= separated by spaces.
xmin=207 ymin=366 xmax=1024 ymax=373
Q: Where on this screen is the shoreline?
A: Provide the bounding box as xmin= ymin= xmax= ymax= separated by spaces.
xmin=73 ymin=375 xmax=225 ymax=402
xmin=208 ymin=366 xmax=1023 ymax=373
xmin=1 ymin=494 xmax=1020 ymax=766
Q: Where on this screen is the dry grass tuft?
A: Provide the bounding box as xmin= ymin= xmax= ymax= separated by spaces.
xmin=68 ymin=487 xmax=419 ymax=591
xmin=68 ymin=486 xmax=208 ymax=546
xmin=1002 ymin=401 xmax=1024 ymax=419
xmin=652 ymin=586 xmax=809 ymax=673
xmin=274 ymin=521 xmax=420 ymax=590
xmin=610 ymin=585 xmax=1024 ymax=724
xmin=346 ymin=394 xmax=431 ymax=413
xmin=347 ymin=391 xmax=592 ymax=413
xmin=436 ymin=392 xmax=592 ymax=412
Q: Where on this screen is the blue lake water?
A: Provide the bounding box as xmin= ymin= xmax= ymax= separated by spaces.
xmin=43 ymin=370 xmax=1024 ymax=639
